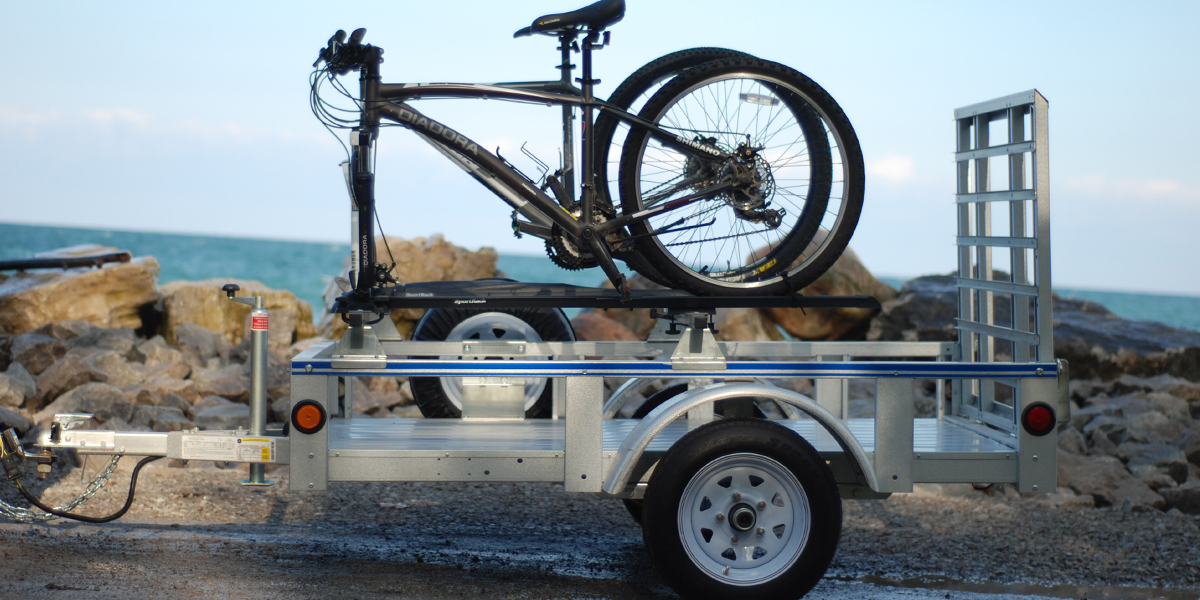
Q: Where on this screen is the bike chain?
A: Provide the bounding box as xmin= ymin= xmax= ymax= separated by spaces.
xmin=0 ymin=455 xmax=122 ymax=523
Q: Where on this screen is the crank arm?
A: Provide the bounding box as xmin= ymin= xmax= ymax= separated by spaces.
xmin=582 ymin=232 xmax=630 ymax=302
xmin=595 ymin=181 xmax=734 ymax=235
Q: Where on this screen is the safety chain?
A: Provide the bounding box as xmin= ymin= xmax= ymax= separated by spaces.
xmin=0 ymin=455 xmax=122 ymax=523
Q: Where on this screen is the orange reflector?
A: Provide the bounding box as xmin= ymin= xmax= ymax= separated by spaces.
xmin=291 ymin=400 xmax=326 ymax=434
xmin=296 ymin=405 xmax=322 ymax=430
xmin=1022 ymin=403 xmax=1055 ymax=436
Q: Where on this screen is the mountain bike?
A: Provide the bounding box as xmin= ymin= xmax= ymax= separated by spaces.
xmin=311 ymin=0 xmax=865 ymax=300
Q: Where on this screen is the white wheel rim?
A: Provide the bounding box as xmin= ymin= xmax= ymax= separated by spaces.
xmin=437 ymin=312 xmax=547 ymax=412
xmin=678 ymin=452 xmax=810 ymax=586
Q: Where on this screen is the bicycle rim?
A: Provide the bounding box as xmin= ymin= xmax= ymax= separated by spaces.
xmin=622 ymin=65 xmax=862 ymax=293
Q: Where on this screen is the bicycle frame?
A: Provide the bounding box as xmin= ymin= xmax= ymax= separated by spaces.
xmin=342 ymin=31 xmax=733 ymax=296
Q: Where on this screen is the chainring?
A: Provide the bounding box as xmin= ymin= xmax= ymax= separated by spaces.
xmin=545 ymin=204 xmax=616 ymax=271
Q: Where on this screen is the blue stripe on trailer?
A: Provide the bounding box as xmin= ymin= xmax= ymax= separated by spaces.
xmin=291 ymin=359 xmax=1058 ymax=379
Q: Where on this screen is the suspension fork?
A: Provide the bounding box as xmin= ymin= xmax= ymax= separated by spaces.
xmin=350 ymin=48 xmax=384 ymax=296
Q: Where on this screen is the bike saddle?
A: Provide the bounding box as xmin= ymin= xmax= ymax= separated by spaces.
xmin=513 ymin=0 xmax=625 ymax=38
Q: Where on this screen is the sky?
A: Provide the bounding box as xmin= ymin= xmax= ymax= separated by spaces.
xmin=2 ymin=1 xmax=1198 ymax=295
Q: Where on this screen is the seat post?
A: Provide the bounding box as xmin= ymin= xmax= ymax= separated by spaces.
xmin=578 ymin=28 xmax=602 ymax=226
xmin=557 ymin=32 xmax=579 ymax=201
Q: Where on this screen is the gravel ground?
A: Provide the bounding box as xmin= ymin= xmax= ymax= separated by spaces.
xmin=2 ymin=460 xmax=1199 ymax=599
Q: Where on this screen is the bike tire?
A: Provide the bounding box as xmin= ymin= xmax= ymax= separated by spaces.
xmin=592 ymin=48 xmax=756 ymax=288
xmin=617 ymin=57 xmax=865 ymax=296
xmin=594 ymin=48 xmax=755 ymax=204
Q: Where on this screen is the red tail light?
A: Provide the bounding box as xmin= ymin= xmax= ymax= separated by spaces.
xmin=1021 ymin=403 xmax=1055 ymax=436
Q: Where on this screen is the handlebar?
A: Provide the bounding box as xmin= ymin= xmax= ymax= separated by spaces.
xmin=313 ymin=28 xmax=379 ymax=74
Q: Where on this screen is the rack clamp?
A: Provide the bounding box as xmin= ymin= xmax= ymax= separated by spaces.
xmin=666 ymin=311 xmax=726 ymax=371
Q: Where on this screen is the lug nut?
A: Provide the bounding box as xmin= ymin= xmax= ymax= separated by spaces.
xmin=757 ymin=500 xmax=766 ymax=509
xmin=731 ymin=535 xmax=739 ymax=543
xmin=757 ymin=527 xmax=765 ymax=537
xmin=716 ymin=513 xmax=724 ymax=522
xmin=732 ymin=492 xmax=740 ymax=501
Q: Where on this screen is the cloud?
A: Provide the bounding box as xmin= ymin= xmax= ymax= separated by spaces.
xmin=82 ymin=108 xmax=157 ymax=129
xmin=866 ymin=155 xmax=915 ymax=183
xmin=0 ymin=103 xmax=326 ymax=146
xmin=1064 ymin=175 xmax=1200 ymax=205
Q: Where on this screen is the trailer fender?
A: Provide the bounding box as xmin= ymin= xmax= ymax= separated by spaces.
xmin=601 ymin=382 xmax=879 ymax=495
xmin=603 ymin=378 xmax=805 ymax=420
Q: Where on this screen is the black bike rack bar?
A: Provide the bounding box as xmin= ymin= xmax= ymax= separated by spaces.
xmin=331 ymin=280 xmax=880 ymax=312
xmin=0 ymin=251 xmax=131 ymax=272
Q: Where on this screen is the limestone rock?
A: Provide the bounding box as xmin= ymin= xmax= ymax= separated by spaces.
xmin=173 ymin=322 xmax=230 ymax=362
xmin=762 ymin=245 xmax=897 ymax=341
xmin=132 ymin=405 xmax=186 ymax=429
xmin=34 ymin=382 xmax=134 ymax=425
xmin=159 ymin=278 xmax=316 ymax=348
xmin=1123 ymin=411 xmax=1186 ymax=446
xmin=1177 ymin=426 xmax=1200 ymax=466
xmin=129 ymin=361 xmax=191 ymax=382
xmin=188 ymin=395 xmax=232 ymax=420
xmin=1160 ymin=481 xmax=1200 ymax=514
xmin=196 ymin=376 xmax=250 ymax=404
xmin=127 ymin=375 xmax=199 ymax=405
xmin=66 ymin=327 xmax=138 ymax=359
xmin=97 ymin=416 xmax=146 ymax=432
xmin=715 ymin=307 xmax=785 ymax=342
xmin=31 ymin=320 xmax=94 ymax=341
xmin=0 ymin=405 xmax=32 ymax=435
xmin=137 ymin=336 xmax=184 ymax=367
xmin=865 ymin=275 xmax=1200 ymax=382
xmin=0 ymin=334 xmax=11 ymax=371
xmin=35 ymin=357 xmax=107 ymax=406
xmin=1057 ymin=427 xmax=1088 ymax=455
xmin=269 ymin=396 xmax=291 ymax=423
xmin=1057 ymin=451 xmax=1166 ymax=509
xmin=11 ymin=333 xmax=67 ymax=375
xmin=152 ymin=412 xmax=195 ymax=432
xmin=318 ymin=235 xmax=500 ymax=339
xmin=1116 ymin=443 xmax=1189 ymax=483
xmin=0 ymin=374 xmax=28 ymax=409
xmin=193 ymin=403 xmax=250 ymax=430
xmin=0 ymin=256 xmax=159 ymax=336
xmin=582 ymin=274 xmax=669 ymax=340
xmin=4 ymin=363 xmax=36 ymax=400
xmin=161 ymin=392 xmax=194 ymax=413
xmin=84 ymin=351 xmax=145 ymax=389
xmin=571 ymin=312 xmax=639 ymax=342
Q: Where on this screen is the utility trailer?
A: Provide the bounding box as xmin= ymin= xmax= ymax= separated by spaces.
xmin=7 ymin=90 xmax=1065 ymax=599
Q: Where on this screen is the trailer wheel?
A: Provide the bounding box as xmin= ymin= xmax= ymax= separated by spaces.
xmin=410 ymin=307 xmax=575 ymax=419
xmin=642 ymin=419 xmax=840 ymax=600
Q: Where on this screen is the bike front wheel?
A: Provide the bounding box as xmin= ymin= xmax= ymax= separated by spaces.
xmin=617 ymin=57 xmax=865 ymax=296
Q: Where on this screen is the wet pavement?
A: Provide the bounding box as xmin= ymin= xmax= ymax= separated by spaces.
xmin=2 ymin=520 xmax=1196 ymax=600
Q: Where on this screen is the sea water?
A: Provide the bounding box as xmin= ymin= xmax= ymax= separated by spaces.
xmin=2 ymin=222 xmax=1198 ymax=332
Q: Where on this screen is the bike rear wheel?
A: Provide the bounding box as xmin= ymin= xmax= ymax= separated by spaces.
xmin=618 ymin=57 xmax=864 ymax=296
xmin=594 ymin=47 xmax=755 ymax=207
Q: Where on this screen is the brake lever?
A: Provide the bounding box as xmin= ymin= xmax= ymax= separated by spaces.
xmin=314 ymin=29 xmax=347 ymax=68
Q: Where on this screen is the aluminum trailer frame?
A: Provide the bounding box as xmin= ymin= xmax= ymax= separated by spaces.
xmin=35 ymin=89 xmax=1060 ymax=502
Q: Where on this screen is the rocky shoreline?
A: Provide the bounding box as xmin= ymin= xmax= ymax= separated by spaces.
xmin=1 ymin=238 xmax=1200 ymax=520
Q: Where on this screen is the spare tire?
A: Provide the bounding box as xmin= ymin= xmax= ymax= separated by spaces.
xmin=410 ymin=307 xmax=575 ymax=418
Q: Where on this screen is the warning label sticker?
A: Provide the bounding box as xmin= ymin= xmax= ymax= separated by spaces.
xmin=251 ymin=314 xmax=269 ymax=331
xmin=180 ymin=436 xmax=275 ymax=462
xmin=181 ymin=436 xmax=238 ymax=461
xmin=236 ymin=438 xmax=275 ymax=463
